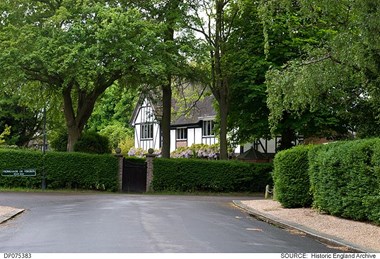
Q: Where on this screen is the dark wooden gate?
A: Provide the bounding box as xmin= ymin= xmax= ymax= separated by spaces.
xmin=122 ymin=159 xmax=147 ymax=193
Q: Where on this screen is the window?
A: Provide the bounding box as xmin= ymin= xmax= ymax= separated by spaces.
xmin=141 ymin=124 xmax=153 ymax=139
xmin=176 ymin=128 xmax=187 ymax=140
xmin=202 ymin=120 xmax=214 ymax=137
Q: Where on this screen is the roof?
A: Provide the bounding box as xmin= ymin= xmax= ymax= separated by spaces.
xmin=171 ymin=95 xmax=216 ymax=126
xmin=130 ymin=88 xmax=217 ymax=127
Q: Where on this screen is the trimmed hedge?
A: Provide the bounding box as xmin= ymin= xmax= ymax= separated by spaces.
xmin=273 ymin=145 xmax=313 ymax=208
xmin=309 ymin=139 xmax=380 ymax=224
xmin=0 ymin=149 xmax=118 ymax=191
xmin=152 ymin=158 xmax=273 ymax=192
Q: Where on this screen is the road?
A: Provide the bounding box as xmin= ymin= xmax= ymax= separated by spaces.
xmin=0 ymin=192 xmax=341 ymax=253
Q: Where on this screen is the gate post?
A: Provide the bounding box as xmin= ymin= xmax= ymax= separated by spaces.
xmin=146 ymin=148 xmax=157 ymax=192
xmin=114 ymin=147 xmax=124 ymax=192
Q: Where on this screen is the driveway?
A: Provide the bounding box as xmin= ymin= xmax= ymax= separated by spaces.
xmin=0 ymin=192 xmax=341 ymax=253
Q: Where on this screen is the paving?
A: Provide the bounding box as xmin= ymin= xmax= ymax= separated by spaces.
xmin=0 ymin=206 xmax=24 ymax=225
xmin=233 ymin=200 xmax=380 ymax=253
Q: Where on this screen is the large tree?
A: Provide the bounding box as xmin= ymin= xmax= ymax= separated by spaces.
xmin=125 ymin=0 xmax=207 ymax=158
xmin=188 ymin=0 xmax=239 ymax=159
xmin=263 ymin=0 xmax=380 ymax=139
xmin=225 ymin=0 xmax=272 ymax=145
xmin=0 ymin=0 xmax=164 ymax=151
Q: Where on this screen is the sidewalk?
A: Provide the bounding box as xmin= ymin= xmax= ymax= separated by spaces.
xmin=233 ymin=199 xmax=380 ymax=253
xmin=0 ymin=206 xmax=25 ymax=224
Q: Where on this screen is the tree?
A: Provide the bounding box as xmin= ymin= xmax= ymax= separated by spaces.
xmin=125 ymin=0 xmax=207 ymax=158
xmin=0 ymin=0 xmax=164 ymax=151
xmin=225 ymin=0 xmax=272 ymax=145
xmin=0 ymin=94 xmax=42 ymax=146
xmin=263 ymin=0 xmax=380 ymax=139
xmin=187 ymin=0 xmax=239 ymax=159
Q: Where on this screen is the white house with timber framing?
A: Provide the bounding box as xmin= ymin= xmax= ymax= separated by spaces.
xmin=130 ymin=93 xmax=218 ymax=153
xmin=130 ymin=92 xmax=303 ymax=159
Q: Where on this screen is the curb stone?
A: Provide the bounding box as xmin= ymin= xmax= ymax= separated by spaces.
xmin=0 ymin=208 xmax=25 ymax=224
xmin=232 ymin=200 xmax=378 ymax=253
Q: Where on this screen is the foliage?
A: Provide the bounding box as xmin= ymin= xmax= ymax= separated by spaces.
xmin=263 ymin=0 xmax=380 ymax=138
xmin=226 ymin=0 xmax=272 ymax=145
xmin=0 ymin=0 xmax=166 ymax=151
xmin=0 ymin=94 xmax=42 ymax=146
xmin=0 ymin=125 xmax=11 ymax=145
xmin=0 ymin=149 xmax=118 ymax=191
xmin=87 ymin=83 xmax=137 ymax=149
xmin=152 ymin=158 xmax=273 ymax=193
xmin=98 ymin=123 xmax=133 ymax=150
xmin=118 ymin=136 xmax=135 ymax=157
xmin=73 ymin=132 xmax=111 ymax=154
xmin=170 ymin=143 xmax=224 ymax=159
xmin=309 ymin=139 xmax=380 ymax=224
xmin=273 ymin=145 xmax=313 ymax=208
xmin=127 ymin=147 xmax=146 ymax=158
xmin=50 ymin=131 xmax=68 ymax=152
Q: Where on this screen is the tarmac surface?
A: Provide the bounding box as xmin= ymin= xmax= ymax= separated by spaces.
xmin=0 ymin=193 xmax=378 ymax=253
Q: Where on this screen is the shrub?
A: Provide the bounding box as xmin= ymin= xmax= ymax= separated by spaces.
xmin=152 ymin=158 xmax=273 ymax=193
xmin=0 ymin=149 xmax=118 ymax=191
xmin=74 ymin=131 xmax=111 ymax=154
xmin=309 ymin=139 xmax=380 ymax=224
xmin=50 ymin=131 xmax=68 ymax=151
xmin=273 ymin=145 xmax=313 ymax=208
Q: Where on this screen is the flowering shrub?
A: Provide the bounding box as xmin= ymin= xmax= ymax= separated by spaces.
xmin=171 ymin=144 xmax=220 ymax=159
xmin=127 ymin=147 xmax=161 ymax=158
xmin=127 ymin=147 xmax=146 ymax=157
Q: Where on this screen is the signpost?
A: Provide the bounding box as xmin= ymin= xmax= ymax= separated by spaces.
xmin=2 ymin=169 xmax=36 ymax=177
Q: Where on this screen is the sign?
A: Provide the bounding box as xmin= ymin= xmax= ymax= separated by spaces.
xmin=2 ymin=169 xmax=36 ymax=177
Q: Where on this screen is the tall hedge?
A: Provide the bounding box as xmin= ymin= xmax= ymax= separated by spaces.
xmin=0 ymin=149 xmax=118 ymax=191
xmin=152 ymin=158 xmax=273 ymax=192
xmin=309 ymin=139 xmax=380 ymax=224
xmin=273 ymin=145 xmax=313 ymax=208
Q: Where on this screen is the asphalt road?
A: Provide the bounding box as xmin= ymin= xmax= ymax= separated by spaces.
xmin=0 ymin=192 xmax=341 ymax=253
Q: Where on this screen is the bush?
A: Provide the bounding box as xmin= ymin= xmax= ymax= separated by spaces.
xmin=273 ymin=145 xmax=313 ymax=208
xmin=74 ymin=131 xmax=111 ymax=154
xmin=0 ymin=149 xmax=118 ymax=191
xmin=152 ymin=158 xmax=273 ymax=193
xmin=309 ymin=139 xmax=380 ymax=224
xmin=50 ymin=131 xmax=68 ymax=151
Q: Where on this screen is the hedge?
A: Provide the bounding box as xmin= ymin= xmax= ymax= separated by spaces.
xmin=309 ymin=139 xmax=380 ymax=224
xmin=0 ymin=149 xmax=118 ymax=191
xmin=273 ymin=145 xmax=314 ymax=208
xmin=152 ymin=158 xmax=273 ymax=192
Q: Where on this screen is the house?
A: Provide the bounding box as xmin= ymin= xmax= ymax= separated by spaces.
xmin=130 ymin=91 xmax=303 ymax=158
xmin=130 ymin=92 xmax=218 ymax=153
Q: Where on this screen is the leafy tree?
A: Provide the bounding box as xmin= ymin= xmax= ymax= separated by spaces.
xmin=0 ymin=94 xmax=42 ymax=146
xmin=125 ymin=0 xmax=208 ymax=158
xmin=0 ymin=0 xmax=165 ymax=151
xmin=226 ymin=0 xmax=272 ymax=145
xmin=263 ymin=0 xmax=380 ymax=139
xmin=187 ymin=0 xmax=239 ymax=159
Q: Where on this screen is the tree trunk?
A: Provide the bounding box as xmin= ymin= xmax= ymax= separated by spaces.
xmin=62 ymin=82 xmax=106 ymax=152
xmin=67 ymin=126 xmax=81 ymax=152
xmin=214 ymin=0 xmax=229 ymax=160
xmin=219 ymin=89 xmax=229 ymax=159
xmin=161 ymin=81 xmax=172 ymax=158
xmin=279 ymin=127 xmax=295 ymax=151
